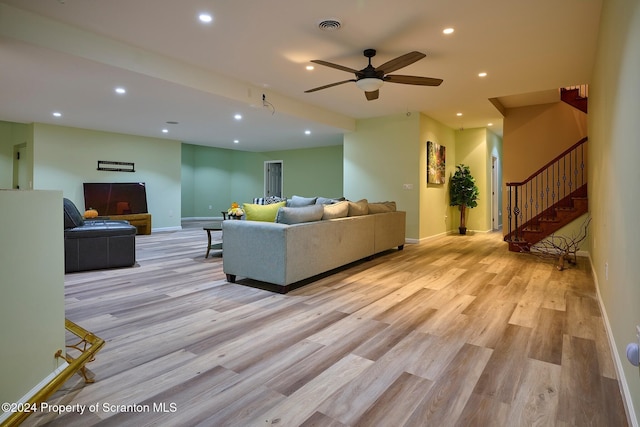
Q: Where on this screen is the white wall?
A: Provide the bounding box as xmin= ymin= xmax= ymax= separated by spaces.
xmin=589 ymin=0 xmax=640 ymax=422
xmin=0 ymin=190 xmax=66 ymax=410
xmin=32 ymin=123 xmax=182 ymax=230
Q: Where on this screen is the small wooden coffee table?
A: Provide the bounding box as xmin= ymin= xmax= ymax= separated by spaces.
xmin=203 ymin=221 xmax=223 ymax=258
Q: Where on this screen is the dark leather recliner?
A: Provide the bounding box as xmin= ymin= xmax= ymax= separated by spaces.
xmin=63 ymin=198 xmax=137 ymax=273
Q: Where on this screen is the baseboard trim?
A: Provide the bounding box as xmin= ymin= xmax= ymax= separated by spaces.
xmin=587 ymin=252 xmax=638 ymax=427
xmin=151 ymin=226 xmax=182 ymax=232
xmin=181 ymin=216 xmax=224 ymax=221
xmin=0 ymin=362 xmax=69 ymax=424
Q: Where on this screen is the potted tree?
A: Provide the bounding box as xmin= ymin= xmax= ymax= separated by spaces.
xmin=449 ymin=164 xmax=479 ymax=235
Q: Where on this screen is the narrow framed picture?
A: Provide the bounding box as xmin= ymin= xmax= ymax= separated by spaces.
xmin=427 ymin=141 xmax=446 ymax=184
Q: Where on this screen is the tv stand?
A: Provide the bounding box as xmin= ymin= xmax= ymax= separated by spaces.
xmin=107 ymin=213 xmax=151 ymax=235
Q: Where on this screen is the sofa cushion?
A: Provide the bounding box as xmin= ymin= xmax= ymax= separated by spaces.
xmin=368 ymin=201 xmax=397 ymax=213
xmin=348 ymin=199 xmax=369 ymax=216
xmin=316 ymin=196 xmax=344 ymax=205
xmin=288 ymin=195 xmax=317 ymax=207
xmin=276 ymin=204 xmax=324 ymax=225
xmin=63 ymin=198 xmax=85 ymax=229
xmin=243 ymin=201 xmax=286 ymax=222
xmin=322 ymin=200 xmax=350 ymax=220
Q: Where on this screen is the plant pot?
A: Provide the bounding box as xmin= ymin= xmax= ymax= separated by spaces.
xmin=459 ymin=226 xmax=467 ymax=235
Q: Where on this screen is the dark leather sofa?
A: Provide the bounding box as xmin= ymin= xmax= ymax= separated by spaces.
xmin=63 ymin=198 xmax=137 ymax=273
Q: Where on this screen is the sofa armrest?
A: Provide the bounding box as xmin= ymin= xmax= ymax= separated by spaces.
xmin=222 ymin=221 xmax=289 ymax=285
xmin=373 ymin=211 xmax=406 ymax=252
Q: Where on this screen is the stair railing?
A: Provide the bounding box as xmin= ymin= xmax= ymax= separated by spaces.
xmin=563 ymin=84 xmax=589 ymax=98
xmin=505 ymin=137 xmax=588 ymax=242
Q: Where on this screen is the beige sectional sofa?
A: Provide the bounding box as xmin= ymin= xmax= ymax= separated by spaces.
xmin=222 ymin=206 xmax=406 ymax=293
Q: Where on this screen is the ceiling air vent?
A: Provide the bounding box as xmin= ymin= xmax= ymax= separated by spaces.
xmin=318 ymin=18 xmax=342 ymax=31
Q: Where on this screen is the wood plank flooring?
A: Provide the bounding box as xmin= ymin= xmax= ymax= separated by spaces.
xmin=23 ymin=222 xmax=629 ymax=426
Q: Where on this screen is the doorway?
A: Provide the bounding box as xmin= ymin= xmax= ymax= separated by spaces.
xmin=12 ymin=143 xmax=28 ymax=190
xmin=491 ymin=156 xmax=499 ymax=230
xmin=264 ymin=160 xmax=283 ymax=198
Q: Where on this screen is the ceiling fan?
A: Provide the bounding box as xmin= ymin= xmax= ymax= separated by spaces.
xmin=305 ymin=49 xmax=443 ymax=101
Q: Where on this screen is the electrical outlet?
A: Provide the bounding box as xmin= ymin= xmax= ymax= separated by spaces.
xmin=403 ymin=184 xmax=413 ymax=190
xmin=209 ymin=205 xmax=212 ymax=210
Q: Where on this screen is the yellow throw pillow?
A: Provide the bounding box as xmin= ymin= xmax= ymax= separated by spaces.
xmin=243 ymin=201 xmax=286 ymax=222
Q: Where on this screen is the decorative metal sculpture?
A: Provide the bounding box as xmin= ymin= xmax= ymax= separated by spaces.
xmin=529 ymin=216 xmax=591 ymax=270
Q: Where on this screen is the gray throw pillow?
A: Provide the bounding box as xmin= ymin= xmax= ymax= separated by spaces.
xmin=316 ymin=196 xmax=341 ymax=205
xmin=276 ymin=204 xmax=324 ymax=224
xmin=287 ymin=195 xmax=318 ymax=207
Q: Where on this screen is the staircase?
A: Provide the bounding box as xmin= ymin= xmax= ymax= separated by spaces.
xmin=504 ymin=137 xmax=588 ymax=252
xmin=561 ymin=85 xmax=588 ymax=113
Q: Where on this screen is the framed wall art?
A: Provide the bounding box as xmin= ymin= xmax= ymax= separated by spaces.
xmin=427 ymin=141 xmax=446 ymax=184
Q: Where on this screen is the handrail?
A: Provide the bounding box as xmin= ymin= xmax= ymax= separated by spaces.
xmin=505 ymin=137 xmax=588 ymax=244
xmin=1 ymin=319 xmax=105 ymax=427
xmin=506 ymin=137 xmax=588 ymax=187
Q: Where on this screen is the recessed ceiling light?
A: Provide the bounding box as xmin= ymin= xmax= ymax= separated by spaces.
xmin=198 ymin=13 xmax=212 ymax=23
xmin=478 ymin=72 xmax=487 ymax=77
xmin=52 ymin=111 xmax=62 ymax=117
xmin=443 ymin=28 xmax=454 ymax=35
xmin=115 ymin=87 xmax=126 ymax=94
xmin=456 ymin=112 xmax=463 ymax=116
xmin=488 ymin=123 xmax=493 ymax=126
xmin=306 ymin=65 xmax=314 ymax=71
xmin=234 ymin=114 xmax=242 ymax=120
xmin=162 ymin=129 xmax=169 ymax=133
xmin=233 ymin=139 xmax=239 ymax=144
xmin=304 ymin=130 xmax=311 ymax=135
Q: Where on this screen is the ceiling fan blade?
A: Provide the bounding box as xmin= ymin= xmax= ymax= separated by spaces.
xmin=311 ymin=60 xmax=361 ymax=74
xmin=376 ymin=51 xmax=426 ymax=74
xmin=384 ymin=75 xmax=443 ymax=86
xmin=365 ymin=90 xmax=379 ymax=101
xmin=304 ymin=79 xmax=356 ymax=93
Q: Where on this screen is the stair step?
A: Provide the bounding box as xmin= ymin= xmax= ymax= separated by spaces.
xmin=539 ymin=217 xmax=559 ymax=223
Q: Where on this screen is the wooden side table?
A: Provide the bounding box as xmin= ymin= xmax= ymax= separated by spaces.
xmin=204 ymin=221 xmax=223 ymax=258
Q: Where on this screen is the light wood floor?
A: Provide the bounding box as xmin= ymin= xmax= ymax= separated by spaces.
xmin=24 ymin=222 xmax=628 ymax=426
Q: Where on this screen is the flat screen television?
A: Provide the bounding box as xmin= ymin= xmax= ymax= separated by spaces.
xmin=83 ymin=182 xmax=148 ymax=216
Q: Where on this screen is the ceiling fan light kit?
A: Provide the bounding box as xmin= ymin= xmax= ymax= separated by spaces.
xmin=356 ymin=78 xmax=384 ymax=92
xmin=306 ymin=49 xmax=442 ymax=101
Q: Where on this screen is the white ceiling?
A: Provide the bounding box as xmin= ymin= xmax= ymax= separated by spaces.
xmin=0 ymin=0 xmax=602 ymax=152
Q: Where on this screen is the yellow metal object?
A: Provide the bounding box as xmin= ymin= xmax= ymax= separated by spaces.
xmin=2 ymin=319 xmax=104 ymax=427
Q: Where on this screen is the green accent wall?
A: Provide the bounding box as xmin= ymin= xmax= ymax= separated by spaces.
xmin=266 ymin=146 xmax=344 ymax=198
xmin=181 ymin=143 xmax=343 ymax=218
